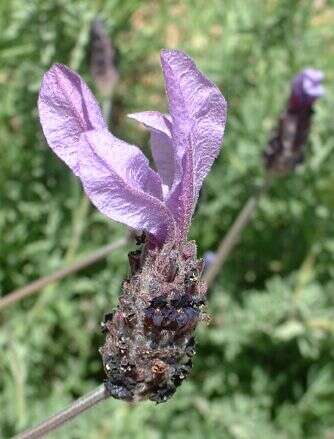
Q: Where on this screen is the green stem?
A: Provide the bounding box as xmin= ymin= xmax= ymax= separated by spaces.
xmin=204 ymin=176 xmax=271 ymax=288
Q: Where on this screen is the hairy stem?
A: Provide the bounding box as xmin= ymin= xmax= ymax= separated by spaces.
xmin=13 ymin=385 xmax=108 ymax=439
xmin=0 ymin=238 xmax=128 ymax=311
xmin=204 ymin=177 xmax=271 ymax=288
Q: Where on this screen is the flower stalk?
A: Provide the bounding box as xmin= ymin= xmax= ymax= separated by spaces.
xmin=13 ymin=385 xmax=107 ymax=439
xmin=0 ymin=238 xmax=128 ymax=311
xmin=203 ymin=178 xmax=271 ymax=287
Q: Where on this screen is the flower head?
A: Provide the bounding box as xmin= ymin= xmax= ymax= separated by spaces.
xmin=38 ymin=50 xmax=227 ymax=403
xmin=263 ymin=68 xmax=325 ymax=174
xmin=38 ymin=50 xmax=227 ymax=245
xmin=289 ymin=68 xmax=325 ymax=111
xmin=89 ymin=18 xmax=118 ymax=97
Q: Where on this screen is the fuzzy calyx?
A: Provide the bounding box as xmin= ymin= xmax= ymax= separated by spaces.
xmin=100 ymin=240 xmax=207 ymax=403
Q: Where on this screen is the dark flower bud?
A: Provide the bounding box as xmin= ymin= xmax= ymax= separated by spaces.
xmin=89 ymin=19 xmax=118 ymax=97
xmin=289 ymin=69 xmax=324 ymax=111
xmin=100 ymin=238 xmax=207 ymax=403
xmin=263 ymin=69 xmax=324 ymax=175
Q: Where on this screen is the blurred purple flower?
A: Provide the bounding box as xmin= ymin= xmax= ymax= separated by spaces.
xmin=289 ymin=68 xmax=325 ymax=111
xmin=89 ymin=18 xmax=118 ymax=97
xmin=38 ymin=50 xmax=227 ymax=244
xmin=264 ymin=68 xmax=324 ymax=174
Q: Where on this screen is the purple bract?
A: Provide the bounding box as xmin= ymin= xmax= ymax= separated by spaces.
xmin=289 ymin=68 xmax=325 ymax=111
xmin=38 ymin=50 xmax=227 ymax=245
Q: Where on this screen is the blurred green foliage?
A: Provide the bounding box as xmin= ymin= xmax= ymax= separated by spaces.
xmin=1 ymin=0 xmax=334 ymax=437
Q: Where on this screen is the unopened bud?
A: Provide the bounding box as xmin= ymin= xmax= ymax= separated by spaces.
xmin=89 ymin=19 xmax=118 ymax=97
xmin=289 ymin=69 xmax=324 ymax=111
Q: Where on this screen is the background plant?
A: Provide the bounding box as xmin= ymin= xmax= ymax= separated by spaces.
xmin=1 ymin=0 xmax=334 ymax=438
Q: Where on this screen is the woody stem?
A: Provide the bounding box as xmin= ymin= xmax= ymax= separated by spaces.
xmin=13 ymin=385 xmax=108 ymax=439
xmin=0 ymin=238 xmax=128 ymax=311
xmin=204 ymin=176 xmax=272 ymax=288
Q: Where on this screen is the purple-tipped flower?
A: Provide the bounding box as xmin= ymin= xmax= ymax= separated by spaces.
xmin=264 ymin=68 xmax=324 ymax=174
xmin=289 ymin=69 xmax=325 ymax=111
xmin=38 ymin=50 xmax=227 ymax=403
xmin=38 ymin=50 xmax=227 ymax=246
xmin=89 ymin=19 xmax=118 ymax=97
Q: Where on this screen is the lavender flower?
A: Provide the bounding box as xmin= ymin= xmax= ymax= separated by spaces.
xmin=38 ymin=50 xmax=227 ymax=403
xmin=38 ymin=50 xmax=227 ymax=245
xmin=89 ymin=19 xmax=118 ymax=97
xmin=288 ymin=69 xmax=325 ymax=111
xmin=264 ymin=68 xmax=324 ymax=174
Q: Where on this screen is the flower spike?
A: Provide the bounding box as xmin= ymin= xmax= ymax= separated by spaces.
xmin=38 ymin=50 xmax=227 ymax=403
xmin=264 ymin=68 xmax=325 ymax=175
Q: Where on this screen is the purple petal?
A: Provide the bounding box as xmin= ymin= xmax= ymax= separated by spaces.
xmin=78 ymin=128 xmax=175 ymax=240
xmin=128 ymin=111 xmax=172 ymax=137
xmin=167 ymin=147 xmax=195 ymax=238
xmin=160 ymin=50 xmax=227 ymax=232
xmin=290 ymin=68 xmax=325 ymax=110
xmin=128 ymin=111 xmax=176 ymax=192
xmin=38 ymin=64 xmax=106 ymax=175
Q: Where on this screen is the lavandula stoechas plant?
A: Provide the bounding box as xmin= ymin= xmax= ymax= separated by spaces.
xmin=264 ymin=69 xmax=324 ymax=174
xmin=38 ymin=50 xmax=227 ymax=403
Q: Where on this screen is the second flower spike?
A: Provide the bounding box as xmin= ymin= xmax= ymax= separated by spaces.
xmin=263 ymin=68 xmax=324 ymax=175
